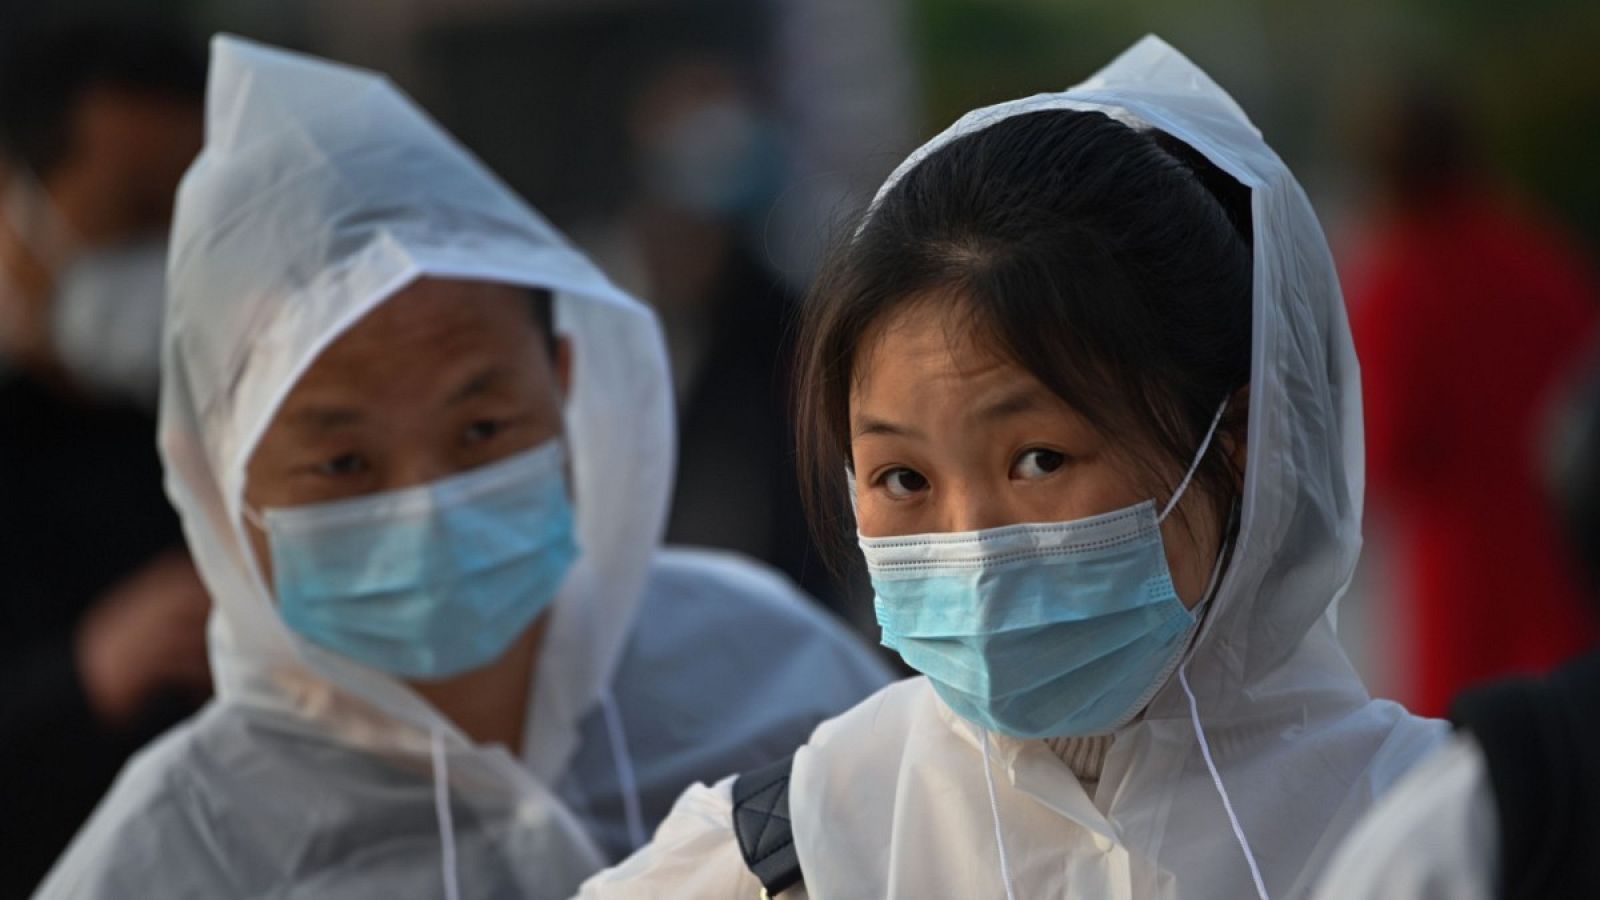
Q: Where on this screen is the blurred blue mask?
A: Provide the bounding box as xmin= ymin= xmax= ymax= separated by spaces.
xmin=249 ymin=439 xmax=579 ymax=681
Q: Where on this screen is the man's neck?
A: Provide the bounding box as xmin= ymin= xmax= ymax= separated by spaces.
xmin=410 ymin=615 xmax=547 ymax=755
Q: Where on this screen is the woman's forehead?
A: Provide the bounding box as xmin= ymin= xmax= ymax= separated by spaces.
xmin=852 ymin=294 xmax=1002 ymax=386
xmin=851 ymin=307 xmax=1076 ymax=429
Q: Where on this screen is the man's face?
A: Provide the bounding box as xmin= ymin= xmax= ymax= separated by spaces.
xmin=243 ymin=277 xmax=570 ymax=584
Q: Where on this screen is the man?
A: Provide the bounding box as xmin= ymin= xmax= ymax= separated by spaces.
xmin=36 ymin=36 xmax=887 ymax=899
xmin=0 ymin=20 xmax=208 ymax=895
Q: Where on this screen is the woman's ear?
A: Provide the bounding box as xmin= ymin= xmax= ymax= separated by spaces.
xmin=1222 ymin=385 xmax=1250 ymax=489
xmin=554 ymin=337 xmax=574 ymax=401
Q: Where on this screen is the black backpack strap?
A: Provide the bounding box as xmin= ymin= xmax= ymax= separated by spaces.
xmin=1450 ymin=651 xmax=1600 ymax=900
xmin=732 ymin=751 xmax=803 ymax=897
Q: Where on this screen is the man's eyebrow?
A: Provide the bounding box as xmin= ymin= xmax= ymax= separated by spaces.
xmin=285 ymin=404 xmax=364 ymax=429
xmin=447 ymin=365 xmax=508 ymax=405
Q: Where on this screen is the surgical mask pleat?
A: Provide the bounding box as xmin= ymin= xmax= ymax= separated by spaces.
xmin=888 ymin=601 xmax=1190 ymax=700
xmin=874 ymin=538 xmax=1176 ymax=637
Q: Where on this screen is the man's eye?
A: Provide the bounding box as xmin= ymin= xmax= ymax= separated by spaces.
xmin=317 ymin=453 xmax=369 ymax=477
xmin=880 ymin=467 xmax=929 ymax=499
xmin=463 ymin=419 xmax=504 ymax=444
xmin=1011 ymin=448 xmax=1067 ymax=481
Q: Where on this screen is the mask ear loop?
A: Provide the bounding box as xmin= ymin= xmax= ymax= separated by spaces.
xmin=238 ymin=504 xmax=281 ymax=603
xmin=600 ymin=688 xmax=648 ymax=850
xmin=430 ymin=729 xmax=463 ymax=900
xmin=1178 ymin=491 xmax=1268 ymax=899
xmin=980 ymin=729 xmax=1020 ymax=900
xmin=1178 ymin=667 xmax=1267 ymax=898
xmin=1159 ymin=399 xmax=1231 ymax=524
xmin=241 ymin=503 xmax=267 ymax=532
xmin=1160 ymin=398 xmax=1267 ymax=897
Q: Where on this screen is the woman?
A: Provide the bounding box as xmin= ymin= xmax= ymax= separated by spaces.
xmin=576 ymin=36 xmax=1445 ymax=899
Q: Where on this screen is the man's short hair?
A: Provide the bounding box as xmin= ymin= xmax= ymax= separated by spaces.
xmin=528 ymin=287 xmax=559 ymax=357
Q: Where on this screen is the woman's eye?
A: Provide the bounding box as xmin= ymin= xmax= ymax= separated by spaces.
xmin=463 ymin=419 xmax=504 ymax=444
xmin=881 ymin=467 xmax=929 ymax=499
xmin=317 ymin=453 xmax=369 ymax=477
xmin=1011 ymin=448 xmax=1067 ymax=481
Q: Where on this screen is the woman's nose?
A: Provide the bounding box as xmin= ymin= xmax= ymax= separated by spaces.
xmin=942 ymin=484 xmax=1014 ymax=534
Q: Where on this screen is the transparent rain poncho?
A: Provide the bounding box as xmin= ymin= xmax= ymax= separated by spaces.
xmin=576 ymin=35 xmax=1448 ymax=900
xmin=35 ymin=36 xmax=887 ymax=899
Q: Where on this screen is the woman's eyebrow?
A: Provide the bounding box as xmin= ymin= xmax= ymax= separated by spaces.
xmin=854 ymin=415 xmax=925 ymax=440
xmin=853 ymin=386 xmax=1053 ymax=439
xmin=974 ymin=385 xmax=1051 ymax=423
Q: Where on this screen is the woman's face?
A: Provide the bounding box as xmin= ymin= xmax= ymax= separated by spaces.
xmin=849 ymin=296 xmax=1229 ymax=608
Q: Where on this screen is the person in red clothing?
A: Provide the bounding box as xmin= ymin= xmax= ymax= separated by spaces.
xmin=1348 ymin=84 xmax=1600 ymax=716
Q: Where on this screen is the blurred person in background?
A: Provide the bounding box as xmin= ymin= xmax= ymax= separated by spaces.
xmin=1347 ymin=82 xmax=1600 ymax=716
xmin=36 ymin=37 xmax=887 ymax=899
xmin=0 ymin=18 xmax=209 ymax=896
xmin=1312 ymin=341 xmax=1600 ymax=899
xmin=601 ymin=49 xmax=836 ymax=607
xmin=638 ymin=56 xmax=834 ymax=600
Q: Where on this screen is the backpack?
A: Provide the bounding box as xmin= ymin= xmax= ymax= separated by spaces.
xmin=731 ymin=752 xmax=803 ymax=897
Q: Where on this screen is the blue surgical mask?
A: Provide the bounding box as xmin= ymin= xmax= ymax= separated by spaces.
xmin=861 ymin=401 xmax=1229 ymax=739
xmin=248 ymin=439 xmax=579 ymax=681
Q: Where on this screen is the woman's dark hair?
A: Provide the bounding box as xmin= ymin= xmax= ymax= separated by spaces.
xmin=794 ymin=109 xmax=1254 ymax=567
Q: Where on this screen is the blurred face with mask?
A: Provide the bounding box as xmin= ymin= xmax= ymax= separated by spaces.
xmin=0 ymin=27 xmax=202 ymax=404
